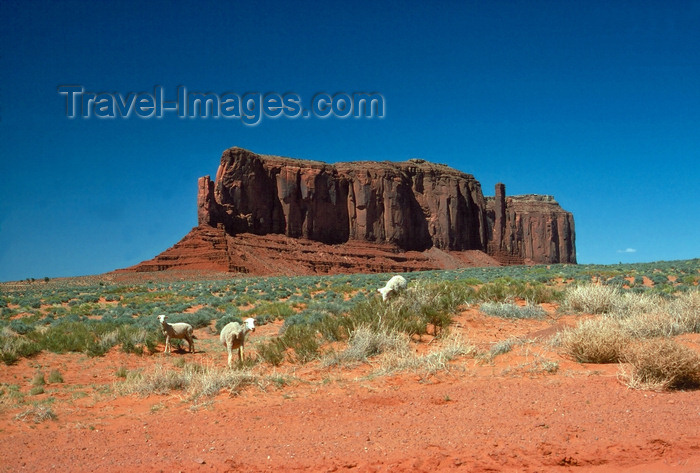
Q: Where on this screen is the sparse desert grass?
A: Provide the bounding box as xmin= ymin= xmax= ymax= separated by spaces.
xmin=621 ymin=338 xmax=700 ymax=391
xmin=271 ymin=324 xmax=321 ymax=364
xmin=2 ymin=259 xmax=698 ymax=405
xmin=322 ymin=325 xmax=409 ymax=366
xmin=260 ymin=279 xmax=469 ymax=366
xmin=560 ymin=318 xmax=630 ymax=363
xmin=609 ymin=292 xmax=664 ymax=319
xmin=0 ymin=322 xmax=159 ymax=365
xmin=618 ymin=311 xmax=678 ymax=339
xmin=0 ymin=335 xmax=42 ymax=365
xmin=486 ymin=338 xmax=520 ymax=359
xmin=479 ymin=302 xmax=546 ymax=319
xmin=371 ymin=332 xmax=476 ymax=377
xmin=562 ymin=284 xmax=619 ymax=314
xmin=500 ymin=355 xmax=560 ymax=376
xmin=115 ymin=362 xmax=273 ymax=401
xmin=0 ymin=384 xmax=25 ymax=407
xmin=346 ymin=280 xmax=465 ymax=337
xmin=613 ymin=290 xmax=700 ymax=338
xmin=47 ymin=369 xmax=63 ymax=384
xmin=31 ymin=371 xmax=46 ymax=387
xmin=256 ymin=338 xmax=287 ymax=366
xmin=15 ymin=405 xmax=57 ymax=423
xmin=667 ymin=289 xmax=700 ymax=333
xmin=474 ymin=278 xmax=560 ymax=304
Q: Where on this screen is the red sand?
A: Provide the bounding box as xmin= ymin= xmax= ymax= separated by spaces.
xmin=2 ymin=308 xmax=699 ymax=472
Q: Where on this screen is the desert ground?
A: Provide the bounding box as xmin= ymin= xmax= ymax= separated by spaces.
xmin=2 ymin=301 xmax=699 ymax=472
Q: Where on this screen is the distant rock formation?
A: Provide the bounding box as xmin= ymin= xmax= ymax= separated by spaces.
xmin=123 ymin=147 xmax=575 ymax=275
xmin=486 ymin=184 xmax=576 ymax=265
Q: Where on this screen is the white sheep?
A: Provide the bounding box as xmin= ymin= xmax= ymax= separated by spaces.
xmin=377 ymin=275 xmax=407 ymax=301
xmin=220 ymin=318 xmax=256 ymax=368
xmin=157 ymin=314 xmax=195 ymax=354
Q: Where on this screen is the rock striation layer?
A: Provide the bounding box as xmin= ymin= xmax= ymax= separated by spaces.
xmin=124 ymin=147 xmax=575 ymax=275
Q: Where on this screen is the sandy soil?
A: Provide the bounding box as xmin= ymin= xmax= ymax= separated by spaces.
xmin=2 ymin=307 xmax=700 ymax=472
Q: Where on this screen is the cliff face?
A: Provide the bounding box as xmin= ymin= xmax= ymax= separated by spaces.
xmin=486 ymin=184 xmax=576 ymax=265
xmin=207 ymin=147 xmax=487 ymax=252
xmin=124 ymin=147 xmax=575 ymax=275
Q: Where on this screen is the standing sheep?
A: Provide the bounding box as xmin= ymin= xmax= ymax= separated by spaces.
xmin=377 ymin=275 xmax=408 ymax=301
xmin=220 ymin=318 xmax=256 ymax=368
xmin=157 ymin=314 xmax=195 ymax=354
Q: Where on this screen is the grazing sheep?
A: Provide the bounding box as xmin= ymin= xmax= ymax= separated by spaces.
xmin=157 ymin=314 xmax=195 ymax=354
xmin=377 ymin=275 xmax=407 ymax=301
xmin=220 ymin=318 xmax=256 ymax=368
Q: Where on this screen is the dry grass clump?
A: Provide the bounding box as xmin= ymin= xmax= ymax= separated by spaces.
xmin=15 ymin=405 xmax=57 ymax=423
xmin=323 ymin=325 xmax=409 ymax=366
xmin=324 ymin=325 xmax=476 ymax=376
xmin=609 ymin=292 xmax=664 ymax=319
xmin=561 ymin=284 xmax=619 ymax=314
xmin=560 ymin=318 xmax=630 ymax=363
xmin=372 ymin=332 xmax=476 ymax=377
xmin=487 ymin=338 xmax=519 ymax=358
xmin=616 ymin=290 xmax=700 ymax=338
xmin=618 ymin=311 xmax=677 ymax=338
xmin=667 ymin=290 xmax=700 ymax=334
xmin=115 ymin=362 xmax=269 ymax=400
xmin=621 ymin=338 xmax=700 ymax=391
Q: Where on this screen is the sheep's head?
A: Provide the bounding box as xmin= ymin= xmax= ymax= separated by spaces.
xmin=244 ymin=317 xmax=256 ymax=332
xmin=157 ymin=314 xmax=167 ymax=324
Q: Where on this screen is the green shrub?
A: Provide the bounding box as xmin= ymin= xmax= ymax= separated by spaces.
xmin=345 ymin=280 xmax=463 ymax=338
xmin=246 ymin=301 xmax=295 ymax=320
xmin=474 ymin=278 xmax=558 ymax=304
xmin=479 ymin=302 xmax=545 ymax=319
xmin=256 ymin=338 xmax=286 ymax=366
xmin=0 ymin=335 xmax=42 ymax=365
xmin=9 ymin=319 xmax=34 ymax=335
xmin=215 ymin=314 xmax=243 ymax=334
xmin=279 ymin=325 xmax=319 ymax=363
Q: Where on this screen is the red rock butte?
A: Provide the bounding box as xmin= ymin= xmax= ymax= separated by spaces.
xmin=122 ymin=147 xmax=576 ymax=275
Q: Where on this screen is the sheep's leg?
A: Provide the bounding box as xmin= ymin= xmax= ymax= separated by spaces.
xmin=187 ymin=335 xmax=194 ymax=353
xmin=238 ymin=345 xmax=244 ymax=362
xmin=227 ymin=347 xmax=233 ymax=369
xmin=164 ymin=336 xmax=170 ymax=354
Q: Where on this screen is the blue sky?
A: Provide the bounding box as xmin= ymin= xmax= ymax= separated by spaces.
xmin=1 ymin=0 xmax=698 ymax=281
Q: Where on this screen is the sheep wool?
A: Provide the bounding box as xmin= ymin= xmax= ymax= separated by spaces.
xmin=377 ymin=275 xmax=408 ymax=301
xmin=220 ymin=318 xmax=256 ymax=368
xmin=157 ymin=314 xmax=195 ymax=353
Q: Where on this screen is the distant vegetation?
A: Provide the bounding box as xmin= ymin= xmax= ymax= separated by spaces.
xmin=1 ymin=259 xmax=698 ymax=398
